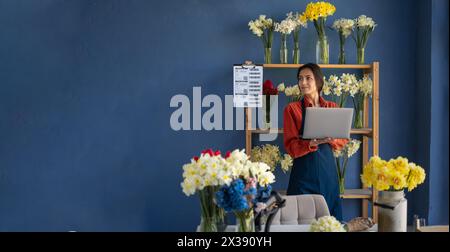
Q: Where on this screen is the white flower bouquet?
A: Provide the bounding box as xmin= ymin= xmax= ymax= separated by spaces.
xmin=248 ymin=15 xmax=275 ymax=63
xmin=310 ymin=216 xmax=346 ymax=232
xmin=332 ymin=18 xmax=355 ymax=64
xmin=333 ymin=139 xmax=361 ymax=194
xmin=353 ymin=15 xmax=377 ymax=64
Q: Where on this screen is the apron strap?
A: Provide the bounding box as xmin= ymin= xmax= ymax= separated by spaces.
xmin=299 ymin=98 xmax=306 ymax=138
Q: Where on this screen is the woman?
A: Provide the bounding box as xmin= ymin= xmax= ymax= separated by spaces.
xmin=283 ymin=63 xmax=348 ymax=221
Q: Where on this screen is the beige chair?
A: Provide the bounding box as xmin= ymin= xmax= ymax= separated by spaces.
xmin=270 ymin=194 xmax=330 ymax=225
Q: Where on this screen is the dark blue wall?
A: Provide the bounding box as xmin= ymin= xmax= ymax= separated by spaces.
xmin=411 ymin=0 xmax=432 ymax=224
xmin=410 ymin=0 xmax=449 ymax=226
xmin=0 ymin=0 xmax=447 ymax=231
xmin=429 ymin=0 xmax=449 ymax=225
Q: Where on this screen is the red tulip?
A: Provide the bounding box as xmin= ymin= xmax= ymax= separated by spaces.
xmin=263 ymin=79 xmax=278 ymax=95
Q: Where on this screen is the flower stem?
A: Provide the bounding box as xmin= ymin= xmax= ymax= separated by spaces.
xmin=339 ymin=33 xmax=346 ymax=64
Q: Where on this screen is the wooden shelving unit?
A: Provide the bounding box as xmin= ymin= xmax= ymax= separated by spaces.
xmin=263 ymin=63 xmax=372 ymax=69
xmin=248 ymin=128 xmax=373 ymax=137
xmin=244 ymin=62 xmax=380 ymax=223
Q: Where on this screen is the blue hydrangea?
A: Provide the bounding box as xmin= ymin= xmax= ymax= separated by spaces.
xmin=215 ymin=178 xmax=259 ymax=212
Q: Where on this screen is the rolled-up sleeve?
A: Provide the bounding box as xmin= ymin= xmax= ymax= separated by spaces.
xmin=329 ymin=138 xmax=349 ymax=151
xmin=283 ymin=104 xmax=317 ymax=159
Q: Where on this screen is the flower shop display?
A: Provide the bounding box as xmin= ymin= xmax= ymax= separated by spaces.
xmin=352 ymin=76 xmax=373 ymax=128
xmin=302 ymin=1 xmax=336 ymax=64
xmin=309 ymin=216 xmax=346 ymax=232
xmin=361 ymin=156 xmax=426 ymax=232
xmin=277 ymin=82 xmax=302 ymax=103
xmin=215 ymin=149 xmax=276 ymax=232
xmin=353 ymin=15 xmax=377 ymax=64
xmin=262 ymin=80 xmax=278 ymax=128
xmin=181 ymin=149 xmax=229 ymax=232
xmin=274 ymin=15 xmax=296 ymax=64
xmin=250 ymin=144 xmax=293 ymax=173
xmin=333 ymin=139 xmax=361 ymax=194
xmin=332 ymin=18 xmax=355 ymax=64
xmin=287 ymin=12 xmax=307 ymax=64
xmin=248 ymin=15 xmax=275 ymax=64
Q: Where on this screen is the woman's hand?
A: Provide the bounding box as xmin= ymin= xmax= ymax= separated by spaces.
xmin=309 ymin=137 xmax=333 ymax=147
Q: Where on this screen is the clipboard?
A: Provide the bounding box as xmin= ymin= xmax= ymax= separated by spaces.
xmin=233 ymin=61 xmax=263 ymax=108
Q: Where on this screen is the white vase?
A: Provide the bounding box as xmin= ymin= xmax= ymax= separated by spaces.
xmin=378 ymin=191 xmax=407 ymax=232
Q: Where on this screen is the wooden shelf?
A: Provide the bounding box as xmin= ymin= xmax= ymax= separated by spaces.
xmin=263 ymin=64 xmax=372 ymax=69
xmin=250 ymin=128 xmax=284 ymax=134
xmin=350 ymin=128 xmax=373 ymax=136
xmin=340 ymin=189 xmax=372 ymax=199
xmin=244 ymin=62 xmax=380 ymax=222
xmin=276 ymin=189 xmax=372 ymax=200
xmin=249 ymin=128 xmax=373 ymax=136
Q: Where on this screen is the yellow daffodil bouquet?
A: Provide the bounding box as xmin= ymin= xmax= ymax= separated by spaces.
xmin=361 ymin=156 xmax=426 ymax=192
xmin=302 ymin=1 xmax=336 ymax=63
xmin=250 ymin=144 xmax=293 ymax=173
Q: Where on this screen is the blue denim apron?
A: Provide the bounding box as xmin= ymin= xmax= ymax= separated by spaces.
xmin=286 ymin=98 xmax=343 ymax=221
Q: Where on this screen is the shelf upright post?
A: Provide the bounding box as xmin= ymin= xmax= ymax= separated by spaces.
xmin=362 ymin=67 xmax=371 ymax=219
xmin=245 ymin=108 xmax=252 ymax=156
xmin=372 ymin=62 xmax=380 ymax=223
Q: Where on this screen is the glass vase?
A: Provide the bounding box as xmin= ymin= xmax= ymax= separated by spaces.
xmin=354 ymin=108 xmax=364 ymax=129
xmin=264 ymin=47 xmax=272 ymax=64
xmin=292 ymin=29 xmax=300 ymax=64
xmin=316 ymin=36 xmax=329 ymax=64
xmin=280 ymin=35 xmax=288 ymax=64
xmin=338 ymin=34 xmax=346 ymax=64
xmin=215 ymin=207 xmax=227 ymax=232
xmin=357 ymin=47 xmax=365 ymax=64
xmin=235 ymin=210 xmax=255 ymax=232
xmin=353 ymin=95 xmax=365 ymax=128
xmin=292 ymin=46 xmax=300 ymax=64
xmin=198 ymin=187 xmax=219 ymax=232
xmin=199 ymin=216 xmax=218 ymax=232
xmin=339 ymin=178 xmax=345 ymax=195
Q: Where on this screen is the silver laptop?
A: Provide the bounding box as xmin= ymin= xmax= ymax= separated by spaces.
xmin=302 ymin=107 xmax=353 ymax=139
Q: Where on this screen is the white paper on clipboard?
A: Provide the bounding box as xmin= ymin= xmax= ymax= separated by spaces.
xmin=233 ymin=64 xmax=263 ymax=108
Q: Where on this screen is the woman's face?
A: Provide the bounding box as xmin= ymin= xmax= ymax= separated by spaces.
xmin=298 ymin=68 xmax=318 ymax=96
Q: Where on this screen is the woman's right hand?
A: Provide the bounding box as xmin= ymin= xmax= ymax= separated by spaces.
xmin=309 ymin=137 xmax=333 ymax=147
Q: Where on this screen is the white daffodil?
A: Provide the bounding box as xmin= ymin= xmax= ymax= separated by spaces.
xmin=277 ymin=83 xmax=286 ymax=92
xmin=332 ymin=18 xmax=355 ymax=38
xmin=355 ymin=15 xmax=377 ymax=29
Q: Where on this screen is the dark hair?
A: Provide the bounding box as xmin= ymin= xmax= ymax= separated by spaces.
xmin=297 ymin=63 xmax=324 ymax=93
